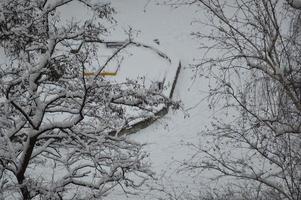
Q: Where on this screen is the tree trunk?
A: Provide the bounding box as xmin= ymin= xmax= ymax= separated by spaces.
xmin=16 ymin=136 xmax=37 ymax=200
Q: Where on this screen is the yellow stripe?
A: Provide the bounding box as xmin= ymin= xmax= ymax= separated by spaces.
xmin=84 ymin=71 xmax=117 ymax=77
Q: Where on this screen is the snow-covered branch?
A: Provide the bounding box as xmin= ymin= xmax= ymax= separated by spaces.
xmin=0 ymin=0 xmax=168 ymax=199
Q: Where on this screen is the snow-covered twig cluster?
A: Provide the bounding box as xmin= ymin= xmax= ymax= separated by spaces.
xmin=176 ymin=0 xmax=301 ymax=199
xmin=0 ymin=0 xmax=172 ymax=199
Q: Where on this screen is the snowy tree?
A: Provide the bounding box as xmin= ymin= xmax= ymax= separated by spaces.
xmin=173 ymin=0 xmax=301 ymax=199
xmin=0 ymin=0 xmax=172 ymax=199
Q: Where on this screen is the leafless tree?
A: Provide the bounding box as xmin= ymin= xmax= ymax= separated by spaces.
xmin=0 ymin=0 xmax=172 ymax=199
xmin=173 ymin=0 xmax=301 ymax=199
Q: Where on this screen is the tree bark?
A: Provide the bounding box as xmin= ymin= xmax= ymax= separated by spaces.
xmin=16 ymin=136 xmax=37 ymax=200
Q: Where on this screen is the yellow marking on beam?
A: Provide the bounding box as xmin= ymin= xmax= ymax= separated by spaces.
xmin=84 ymin=71 xmax=117 ymax=77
